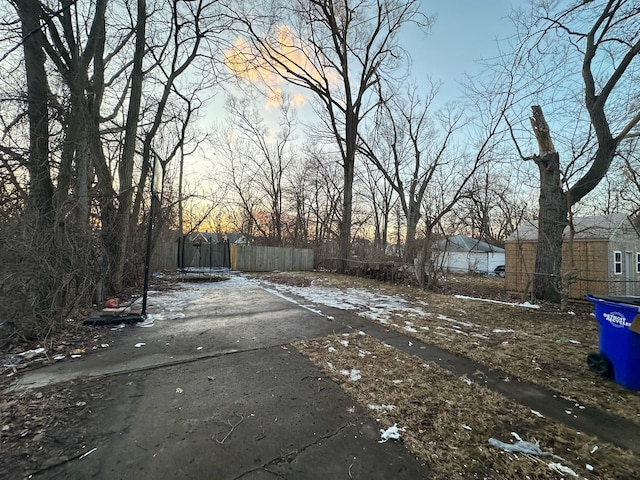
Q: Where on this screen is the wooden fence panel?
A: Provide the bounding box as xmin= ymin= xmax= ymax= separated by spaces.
xmin=151 ymin=240 xmax=178 ymax=271
xmin=230 ymin=245 xmax=313 ymax=272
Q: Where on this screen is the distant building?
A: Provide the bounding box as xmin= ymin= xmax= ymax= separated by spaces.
xmin=504 ymin=214 xmax=640 ymax=298
xmin=434 ymin=235 xmax=505 ymax=275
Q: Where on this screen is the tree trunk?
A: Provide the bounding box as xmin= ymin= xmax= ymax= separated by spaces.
xmin=533 ymin=152 xmax=567 ymax=302
xmin=112 ymin=0 xmax=146 ymax=292
xmin=529 ymin=106 xmax=567 ymax=302
xmin=403 ymin=200 xmax=421 ymax=262
xmin=339 ymin=156 xmax=354 ymax=273
xmin=17 ymin=0 xmax=54 ymax=226
xmin=338 ymin=106 xmax=357 ymax=273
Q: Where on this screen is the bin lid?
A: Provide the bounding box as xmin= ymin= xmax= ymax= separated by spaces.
xmin=586 ymin=295 xmax=640 ymax=306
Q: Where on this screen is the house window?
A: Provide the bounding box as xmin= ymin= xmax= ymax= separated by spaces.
xmin=613 ymin=251 xmax=622 ymax=275
xmin=637 ymin=252 xmax=640 ymax=274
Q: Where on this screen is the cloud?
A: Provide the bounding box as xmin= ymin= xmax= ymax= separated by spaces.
xmin=290 ymin=92 xmax=306 ymax=107
xmin=224 ymin=25 xmax=337 ymax=108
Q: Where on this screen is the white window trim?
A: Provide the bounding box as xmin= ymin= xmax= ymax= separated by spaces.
xmin=636 ymin=252 xmax=640 ymax=274
xmin=613 ymin=250 xmax=622 ymax=275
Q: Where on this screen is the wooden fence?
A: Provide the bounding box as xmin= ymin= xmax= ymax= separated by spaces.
xmin=230 ymin=245 xmax=314 ymax=272
xmin=151 ymin=240 xmax=313 ymax=272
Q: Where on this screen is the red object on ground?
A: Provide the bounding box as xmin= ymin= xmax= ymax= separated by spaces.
xmin=105 ymin=298 xmax=119 ymax=308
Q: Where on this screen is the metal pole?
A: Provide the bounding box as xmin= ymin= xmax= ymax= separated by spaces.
xmin=141 ymin=155 xmax=160 ymax=316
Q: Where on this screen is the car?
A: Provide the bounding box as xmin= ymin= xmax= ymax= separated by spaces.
xmin=493 ymin=265 xmax=505 ymax=278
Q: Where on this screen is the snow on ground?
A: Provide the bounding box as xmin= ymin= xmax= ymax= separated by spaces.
xmin=142 ymin=274 xmax=580 ymax=346
xmin=140 ymin=274 xmax=246 ymax=326
xmin=252 ymin=276 xmax=498 ymax=341
xmin=454 ymin=294 xmax=541 ymax=309
xmin=254 ymin=278 xmax=430 ymax=324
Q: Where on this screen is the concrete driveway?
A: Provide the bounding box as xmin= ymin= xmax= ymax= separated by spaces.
xmin=9 ymin=275 xmax=430 ymax=479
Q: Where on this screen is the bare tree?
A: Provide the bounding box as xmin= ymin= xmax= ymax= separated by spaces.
xmin=225 ymin=0 xmax=432 ymax=271
xmin=210 ymin=92 xmax=296 ymax=245
xmin=1 ymin=0 xmax=224 ymax=339
xmin=505 ymin=1 xmax=640 ymax=302
xmin=452 ymin=164 xmax=531 ymax=244
xmin=359 ymin=82 xmax=495 ymax=265
xmin=358 ymin=158 xmax=396 ymax=254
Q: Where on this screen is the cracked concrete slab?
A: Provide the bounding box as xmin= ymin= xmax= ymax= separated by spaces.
xmin=45 ymin=347 xmax=429 ymax=479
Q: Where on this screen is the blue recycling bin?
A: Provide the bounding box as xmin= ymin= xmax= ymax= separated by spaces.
xmin=585 ymin=295 xmax=640 ymax=390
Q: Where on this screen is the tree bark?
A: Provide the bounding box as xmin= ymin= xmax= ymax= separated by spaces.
xmin=17 ymin=0 xmax=54 ymax=226
xmin=403 ymin=200 xmax=421 ymax=261
xmin=533 ymin=152 xmax=566 ymax=302
xmin=530 ymin=106 xmax=567 ymax=302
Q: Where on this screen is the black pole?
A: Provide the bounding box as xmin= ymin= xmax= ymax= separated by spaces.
xmin=141 ymin=156 xmax=160 ymax=317
xmin=141 ymin=192 xmax=156 ymax=316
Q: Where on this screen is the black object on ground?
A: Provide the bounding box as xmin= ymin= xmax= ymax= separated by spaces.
xmin=82 ymin=314 xmax=144 ymax=326
xmin=587 ymin=351 xmax=611 ymax=376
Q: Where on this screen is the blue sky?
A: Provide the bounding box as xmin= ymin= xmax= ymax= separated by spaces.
xmin=410 ymin=1 xmax=516 ymax=103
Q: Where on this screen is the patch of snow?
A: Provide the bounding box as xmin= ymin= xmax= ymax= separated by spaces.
xmin=520 ymin=301 xmax=541 ymax=309
xmin=379 ymin=423 xmax=406 ymax=443
xmin=368 ymin=404 xmax=396 ymax=411
xmin=436 ymin=314 xmax=476 ymax=327
xmin=454 ymin=294 xmax=541 ymax=309
xmin=548 ymin=462 xmax=578 ymax=477
xmin=404 ymin=326 xmax=418 ymax=333
xmin=531 ymin=409 xmax=544 ymax=418
xmin=463 ymin=424 xmax=472 ymax=431
xmin=256 ymin=278 xmax=429 ymax=325
xmin=340 ymin=369 xmax=362 ymax=381
xmin=489 ymin=433 xmax=563 ymax=460
xmin=493 ymin=328 xmax=516 ymax=333
xmin=471 ymin=333 xmax=490 ymax=340
xmin=339 ymin=340 xmax=349 ymax=347
xmin=327 ymin=346 xmax=336 ymax=353
xmin=134 ymin=343 xmax=145 ymax=348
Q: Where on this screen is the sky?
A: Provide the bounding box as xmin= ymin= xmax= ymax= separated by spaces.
xmin=411 ymin=1 xmax=517 ymax=103
xmin=189 ymin=0 xmax=522 ymax=191
xmin=214 ymin=0 xmax=518 ymax=114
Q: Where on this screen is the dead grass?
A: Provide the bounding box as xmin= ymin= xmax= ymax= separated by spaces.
xmin=294 ymin=333 xmax=640 ymax=479
xmin=258 ymin=271 xmax=640 ymax=424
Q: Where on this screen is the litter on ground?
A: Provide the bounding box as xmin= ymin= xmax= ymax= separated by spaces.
xmin=488 ymin=432 xmax=563 ymax=460
xmin=548 ymin=462 xmax=578 ymax=477
xmin=379 ymin=423 xmax=406 ymax=443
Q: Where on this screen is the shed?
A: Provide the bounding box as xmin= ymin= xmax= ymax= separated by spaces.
xmin=504 ymin=214 xmax=640 ymax=298
xmin=434 ymin=235 xmax=505 ymax=275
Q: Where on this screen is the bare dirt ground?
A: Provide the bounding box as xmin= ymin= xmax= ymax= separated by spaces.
xmin=2 ymin=272 xmax=640 ymax=479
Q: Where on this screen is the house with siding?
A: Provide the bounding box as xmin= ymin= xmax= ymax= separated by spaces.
xmin=504 ymin=214 xmax=640 ymax=299
xmin=434 ymin=235 xmax=505 ymax=275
